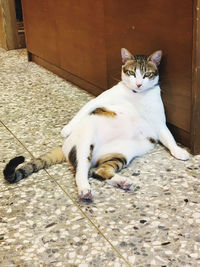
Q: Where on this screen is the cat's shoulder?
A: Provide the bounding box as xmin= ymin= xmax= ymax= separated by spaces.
xmin=96 ymin=82 xmax=125 ymax=100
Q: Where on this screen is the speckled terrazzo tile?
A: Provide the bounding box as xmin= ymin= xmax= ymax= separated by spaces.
xmin=0 ymin=180 xmax=128 ymax=266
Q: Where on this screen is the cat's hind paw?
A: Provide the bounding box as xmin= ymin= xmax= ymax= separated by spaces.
xmin=107 ymin=174 xmax=133 ymax=190
xmin=79 ymin=188 xmax=93 ymax=200
xmin=171 ymin=146 xmax=190 ymax=161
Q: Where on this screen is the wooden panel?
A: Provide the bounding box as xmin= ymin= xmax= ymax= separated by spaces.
xmin=167 ymin=123 xmax=190 ymax=148
xmin=22 ymin=0 xmax=60 ymax=66
xmin=0 ymin=5 xmax=7 ymax=49
xmin=104 ymin=0 xmax=193 ymax=132
xmin=55 ymin=0 xmax=107 ymax=89
xmin=30 ymin=53 xmax=103 ymax=96
xmin=191 ymin=0 xmax=200 ymax=154
xmin=22 ymin=0 xmax=107 ymax=90
xmin=191 ymin=68 xmax=200 ymax=154
xmin=0 ymin=0 xmax=19 ymax=50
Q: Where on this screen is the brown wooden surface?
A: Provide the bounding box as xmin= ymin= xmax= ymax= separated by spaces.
xmin=55 ymin=1 xmax=107 ymax=89
xmin=30 ymin=53 xmax=103 ymax=96
xmin=0 ymin=5 xmax=6 ymax=49
xmin=22 ymin=0 xmax=59 ymax=65
xmin=22 ymin=0 xmax=108 ymax=90
xmin=0 ymin=0 xmax=19 ymax=50
xmin=191 ymin=0 xmax=200 ymax=154
xmin=167 ymin=123 xmax=190 ymax=148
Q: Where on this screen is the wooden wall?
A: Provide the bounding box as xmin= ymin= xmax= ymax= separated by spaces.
xmin=0 ymin=0 xmax=25 ymax=50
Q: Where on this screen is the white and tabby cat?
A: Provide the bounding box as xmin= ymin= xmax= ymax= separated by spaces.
xmin=3 ymin=48 xmax=189 ymax=200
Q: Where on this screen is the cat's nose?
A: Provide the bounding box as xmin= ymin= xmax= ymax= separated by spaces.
xmin=136 ymin=83 xmax=142 ymax=88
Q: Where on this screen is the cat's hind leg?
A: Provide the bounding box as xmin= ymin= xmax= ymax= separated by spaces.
xmin=92 ymin=153 xmax=133 ymax=190
xmin=72 ymin=143 xmax=94 ymax=200
xmin=62 ymin=120 xmax=95 ymax=200
xmin=92 ymin=138 xmax=155 ymax=191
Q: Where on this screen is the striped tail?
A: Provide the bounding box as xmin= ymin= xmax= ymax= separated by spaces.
xmin=3 ymin=146 xmax=65 ymax=184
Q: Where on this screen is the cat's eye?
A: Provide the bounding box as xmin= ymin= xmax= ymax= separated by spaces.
xmin=144 ymin=72 xmax=152 ymax=78
xmin=128 ymin=70 xmax=135 ymax=76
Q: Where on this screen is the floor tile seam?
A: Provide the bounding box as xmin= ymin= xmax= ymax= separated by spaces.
xmin=0 ymin=185 xmax=21 ymax=194
xmin=0 ymin=120 xmax=131 ymax=266
xmin=0 ymin=120 xmax=35 ymax=159
xmin=44 ymin=169 xmax=132 ymax=267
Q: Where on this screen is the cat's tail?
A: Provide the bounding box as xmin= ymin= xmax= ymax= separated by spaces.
xmin=3 ymin=146 xmax=65 ymax=183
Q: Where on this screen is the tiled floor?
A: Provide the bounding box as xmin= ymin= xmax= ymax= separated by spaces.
xmin=0 ymin=48 xmax=200 ymax=266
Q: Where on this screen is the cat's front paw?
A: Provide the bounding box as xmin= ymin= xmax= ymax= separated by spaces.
xmin=79 ymin=188 xmax=93 ymax=200
xmin=61 ymin=125 xmax=72 ymax=138
xmin=171 ymin=146 xmax=190 ymax=161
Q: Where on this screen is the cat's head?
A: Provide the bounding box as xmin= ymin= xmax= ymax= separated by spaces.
xmin=121 ymin=48 xmax=162 ymax=93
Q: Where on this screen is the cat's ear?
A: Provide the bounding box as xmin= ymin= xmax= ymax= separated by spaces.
xmin=121 ymin=48 xmax=133 ymax=64
xmin=148 ymin=50 xmax=162 ymax=66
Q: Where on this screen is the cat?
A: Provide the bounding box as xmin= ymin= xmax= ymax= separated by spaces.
xmin=3 ymin=48 xmax=189 ymax=200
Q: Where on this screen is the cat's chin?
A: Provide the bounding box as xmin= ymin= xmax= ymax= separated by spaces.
xmin=132 ymin=86 xmax=156 ymax=94
xmin=132 ymin=89 xmax=145 ymax=94
xmin=132 ymin=87 xmax=146 ymax=93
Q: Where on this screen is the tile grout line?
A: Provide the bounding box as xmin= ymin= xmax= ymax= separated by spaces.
xmin=0 ymin=120 xmax=35 ymax=158
xmin=0 ymin=120 xmax=132 ymax=266
xmin=44 ymin=169 xmax=132 ymax=267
